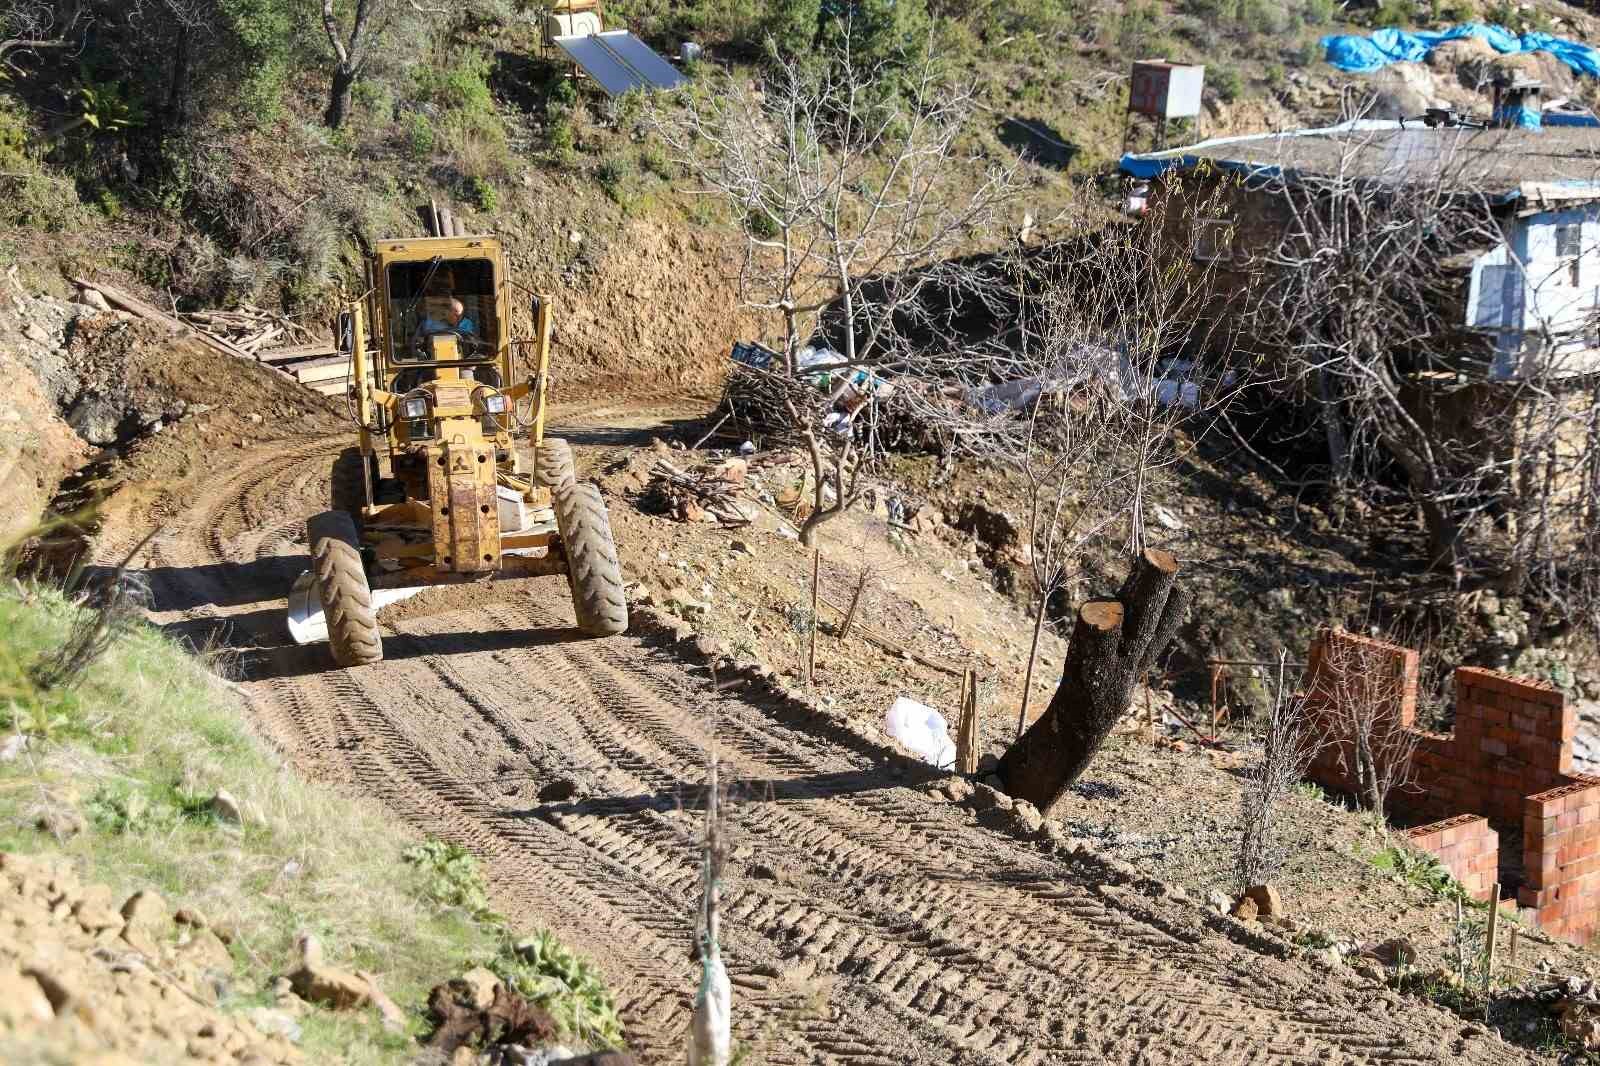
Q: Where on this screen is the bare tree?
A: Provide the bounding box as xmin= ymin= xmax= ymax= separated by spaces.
xmin=654 ymin=25 xmax=1023 ymax=546
xmin=1242 ymin=111 xmax=1600 ymax=626
xmin=1307 ymin=629 xmax=1421 ymax=823
xmin=320 ymin=0 xmax=399 ymax=129
xmin=892 ymin=184 xmax=1240 ymax=741
xmin=1236 ymin=654 xmax=1323 ymax=892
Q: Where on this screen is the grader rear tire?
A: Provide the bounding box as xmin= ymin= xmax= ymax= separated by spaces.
xmin=554 ymin=482 xmax=627 ymax=636
xmin=534 ymin=437 xmax=576 ymax=490
xmin=307 ymin=510 xmax=383 ymax=666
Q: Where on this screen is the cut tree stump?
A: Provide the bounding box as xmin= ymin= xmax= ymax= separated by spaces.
xmin=998 ymin=548 xmax=1189 ymax=815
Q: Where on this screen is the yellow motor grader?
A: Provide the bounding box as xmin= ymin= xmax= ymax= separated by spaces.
xmin=286 ymin=234 xmax=627 ymax=665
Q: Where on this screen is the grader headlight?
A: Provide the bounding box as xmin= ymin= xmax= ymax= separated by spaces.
xmin=482 ymin=394 xmax=508 ymax=415
xmin=401 ymin=395 xmax=429 ymax=420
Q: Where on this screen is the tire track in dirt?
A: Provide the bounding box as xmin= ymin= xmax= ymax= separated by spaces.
xmin=105 ymin=434 xmax=1537 ymax=1066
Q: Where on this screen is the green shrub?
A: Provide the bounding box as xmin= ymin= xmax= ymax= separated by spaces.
xmin=414 ymin=52 xmax=496 ymax=118
xmin=491 ymin=930 xmax=624 ymax=1049
xmin=407 ymin=114 xmax=436 ymax=157
xmin=1300 ymin=0 xmax=1338 ymax=24
xmin=548 ymin=118 xmax=576 ymax=162
xmin=1370 ymin=0 xmax=1415 ymax=28
xmin=640 ymin=144 xmax=674 ymax=180
xmin=1210 ymin=66 xmax=1244 ymax=103
xmin=1288 ymin=40 xmax=1322 ymax=67
xmin=217 ymin=0 xmax=295 ymax=124
xmin=1370 ymin=843 xmax=1471 ymax=904
xmin=596 ymin=156 xmax=634 ymax=203
xmin=746 ymin=208 xmax=779 ymax=239
xmin=464 ymin=174 xmax=497 ymax=212
xmin=549 ymin=75 xmax=578 ymax=110
xmin=1437 ymin=0 xmax=1476 ymax=20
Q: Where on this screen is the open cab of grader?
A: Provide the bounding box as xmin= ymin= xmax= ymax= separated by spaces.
xmin=286 ymin=235 xmax=628 ymax=666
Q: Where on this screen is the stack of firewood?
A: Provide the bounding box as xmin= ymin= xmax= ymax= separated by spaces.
xmin=179 ymin=305 xmax=320 ymax=357
xmin=646 ymin=457 xmax=755 ymax=527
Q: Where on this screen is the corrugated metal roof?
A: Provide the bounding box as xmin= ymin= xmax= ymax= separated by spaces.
xmin=554 ymin=30 xmax=686 ymax=96
xmin=1120 ymin=119 xmax=1600 ymax=201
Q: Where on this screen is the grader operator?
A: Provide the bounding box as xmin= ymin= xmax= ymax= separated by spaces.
xmin=286 ymin=235 xmax=627 ymax=666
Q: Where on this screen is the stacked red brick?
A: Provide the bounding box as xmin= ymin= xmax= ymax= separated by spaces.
xmin=1301 ymin=630 xmax=1590 ymax=942
xmin=1403 ymin=815 xmax=1498 ymax=902
xmin=1522 ymin=773 xmax=1600 ymax=943
xmin=1303 ymin=631 xmax=1420 ymax=806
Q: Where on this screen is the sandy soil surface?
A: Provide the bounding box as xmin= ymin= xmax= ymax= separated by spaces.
xmin=74 ymin=399 xmax=1557 ymax=1066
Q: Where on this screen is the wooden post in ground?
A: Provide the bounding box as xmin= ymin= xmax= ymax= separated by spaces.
xmin=956 ymin=667 xmax=980 ymax=775
xmin=1484 ymin=884 xmax=1501 ymax=1007
xmin=839 ymin=569 xmax=868 ymax=641
xmin=1455 ymin=896 xmax=1466 ymax=986
xmin=807 ymin=548 xmax=821 ymax=685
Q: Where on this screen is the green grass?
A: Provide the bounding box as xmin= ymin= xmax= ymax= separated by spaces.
xmin=1369 ymin=842 xmax=1474 ymax=906
xmin=0 ymin=584 xmax=621 ymax=1062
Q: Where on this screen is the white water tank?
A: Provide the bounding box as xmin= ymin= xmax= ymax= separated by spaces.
xmin=545 ymin=9 xmax=602 ymax=43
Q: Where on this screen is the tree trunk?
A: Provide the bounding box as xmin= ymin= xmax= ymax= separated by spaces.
xmin=999 ymin=549 xmax=1189 ymax=815
xmin=165 ymin=27 xmax=191 ymax=135
xmin=326 ymin=65 xmax=356 ymax=129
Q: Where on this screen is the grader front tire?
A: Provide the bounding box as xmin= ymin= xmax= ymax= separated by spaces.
xmin=307 ymin=511 xmax=383 ymax=666
xmin=554 ymin=482 xmax=627 ymax=637
xmin=534 ymin=437 xmax=576 ymax=490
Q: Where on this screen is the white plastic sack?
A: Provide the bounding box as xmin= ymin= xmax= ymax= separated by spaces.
xmin=687 ymin=950 xmax=731 ymax=1066
xmin=884 ymin=697 xmax=956 ymax=770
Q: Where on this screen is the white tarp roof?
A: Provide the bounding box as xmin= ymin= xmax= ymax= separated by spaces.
xmin=554 ymin=30 xmax=686 ymax=96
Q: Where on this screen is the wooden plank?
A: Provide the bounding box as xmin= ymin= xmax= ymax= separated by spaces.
xmin=260 ymin=343 xmax=338 ymax=364
xmin=295 ymin=357 xmax=354 ymax=385
xmin=307 ymin=380 xmax=349 ymax=397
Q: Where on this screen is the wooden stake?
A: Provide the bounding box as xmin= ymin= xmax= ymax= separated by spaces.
xmin=1509 ymin=924 xmax=1519 ymax=970
xmin=1144 ymin=679 xmax=1155 ymax=744
xmin=955 ymin=668 xmax=971 ymax=772
xmin=807 ymin=548 xmax=820 ymax=685
xmin=838 ymin=569 xmax=868 ymax=641
xmin=956 ymin=668 xmax=980 ymax=775
xmin=1485 ymin=884 xmax=1501 ymax=1004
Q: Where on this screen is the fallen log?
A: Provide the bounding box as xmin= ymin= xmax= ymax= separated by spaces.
xmin=999 ymin=548 xmax=1189 ymax=815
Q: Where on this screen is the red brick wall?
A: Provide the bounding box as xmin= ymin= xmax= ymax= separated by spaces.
xmin=1304 ymin=630 xmax=1420 ymax=802
xmin=1522 ymin=776 xmax=1600 ymax=944
xmin=1405 ymin=815 xmax=1499 ymax=902
xmin=1301 ymin=630 xmax=1593 ymax=943
xmin=1454 ymin=668 xmax=1572 ymax=825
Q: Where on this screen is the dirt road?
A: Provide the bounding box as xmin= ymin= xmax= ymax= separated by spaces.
xmin=96 ymin=429 xmax=1534 ymax=1065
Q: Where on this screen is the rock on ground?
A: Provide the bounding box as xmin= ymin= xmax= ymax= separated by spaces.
xmin=0 ymin=851 xmax=300 ymax=1063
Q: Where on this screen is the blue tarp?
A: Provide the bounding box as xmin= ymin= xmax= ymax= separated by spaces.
xmin=1322 ymin=23 xmax=1600 ymax=79
xmin=1494 ymin=104 xmax=1543 ymax=129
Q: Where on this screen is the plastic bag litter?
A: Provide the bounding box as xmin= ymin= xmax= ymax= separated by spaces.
xmin=884 ymin=697 xmax=956 ymax=770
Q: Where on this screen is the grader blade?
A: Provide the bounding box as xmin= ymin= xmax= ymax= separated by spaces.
xmin=285 ymin=571 xmax=425 ymax=646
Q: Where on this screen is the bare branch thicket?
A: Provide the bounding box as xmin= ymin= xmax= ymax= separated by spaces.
xmin=1311 ymin=631 xmax=1421 ymax=823
xmin=653 ymin=24 xmax=1025 ymax=546
xmin=1243 ymin=107 xmax=1600 ymax=635
xmin=1236 ymin=654 xmax=1324 ymax=892
xmin=0 ymin=1 xmax=86 ymax=71
xmin=893 ymin=183 xmax=1246 ymax=737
